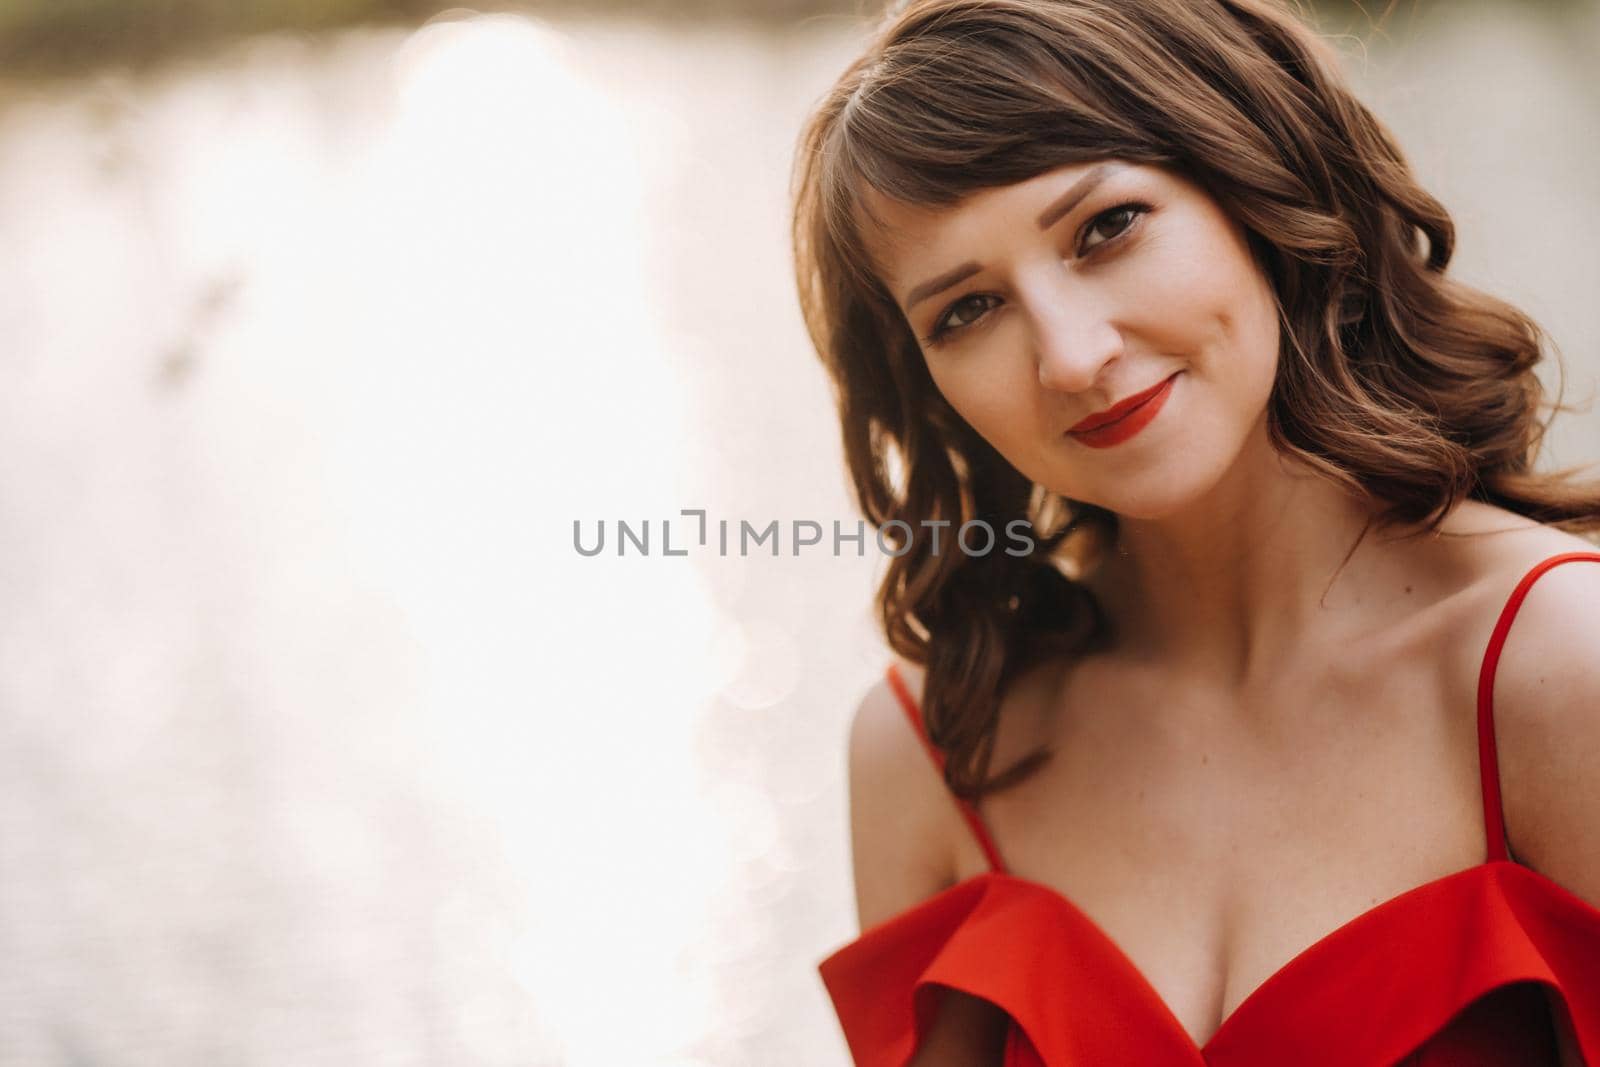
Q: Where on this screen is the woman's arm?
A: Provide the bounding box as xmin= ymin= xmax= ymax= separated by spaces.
xmin=845 ymin=673 xmax=1012 ymax=1065
xmin=1491 ymin=561 xmax=1600 ymax=1066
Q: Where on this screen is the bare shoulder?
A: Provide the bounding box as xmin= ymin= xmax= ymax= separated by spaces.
xmin=845 ymin=658 xmax=962 ymax=931
xmin=1437 ymin=502 xmax=1600 ymax=665
xmin=1427 ymin=501 xmax=1597 ymax=628
xmin=846 ymin=661 xmax=1015 ymax=1062
xmin=1444 ymin=504 xmax=1600 ymax=906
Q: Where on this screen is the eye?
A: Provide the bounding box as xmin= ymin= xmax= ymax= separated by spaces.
xmin=919 ymin=201 xmax=1150 ymax=348
xmin=1077 ymin=202 xmax=1149 ymax=255
xmin=924 ymin=293 xmax=1001 ymax=346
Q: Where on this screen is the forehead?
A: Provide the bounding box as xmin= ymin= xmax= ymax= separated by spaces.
xmin=853 ymin=186 xmax=942 ymax=278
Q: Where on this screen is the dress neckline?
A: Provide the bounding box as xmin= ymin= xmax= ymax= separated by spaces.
xmin=825 ymin=855 xmax=1599 ymax=1058
xmin=927 ymin=860 xmax=1515 ymax=1051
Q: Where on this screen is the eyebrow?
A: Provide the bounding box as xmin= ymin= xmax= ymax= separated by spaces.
xmin=901 ymin=163 xmax=1118 ymax=313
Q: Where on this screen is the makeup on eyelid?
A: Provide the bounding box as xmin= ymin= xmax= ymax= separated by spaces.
xmin=919 ymin=200 xmax=1152 ymax=347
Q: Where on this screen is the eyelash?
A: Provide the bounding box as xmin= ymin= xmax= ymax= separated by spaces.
xmin=921 ymin=200 xmax=1152 ymax=347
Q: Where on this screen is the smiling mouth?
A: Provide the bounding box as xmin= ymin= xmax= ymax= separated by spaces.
xmin=1068 ymin=373 xmax=1179 ymax=434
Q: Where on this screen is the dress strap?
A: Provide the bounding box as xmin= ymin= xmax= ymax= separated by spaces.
xmin=1475 ymin=550 xmax=1600 ymax=863
xmin=884 ymin=662 xmax=1009 ymax=874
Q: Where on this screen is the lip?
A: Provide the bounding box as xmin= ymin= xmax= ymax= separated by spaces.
xmin=1066 ymin=371 xmax=1180 ymax=448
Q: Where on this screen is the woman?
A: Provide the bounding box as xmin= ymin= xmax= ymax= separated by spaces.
xmin=790 ymin=0 xmax=1600 ymax=1064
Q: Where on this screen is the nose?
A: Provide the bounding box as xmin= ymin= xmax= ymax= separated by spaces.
xmin=1030 ymin=291 xmax=1124 ymax=394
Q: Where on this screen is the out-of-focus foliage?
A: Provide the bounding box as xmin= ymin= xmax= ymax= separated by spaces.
xmin=0 ymin=0 xmax=1582 ymax=78
xmin=0 ymin=0 xmax=855 ymax=76
xmin=0 ymin=0 xmax=445 ymax=73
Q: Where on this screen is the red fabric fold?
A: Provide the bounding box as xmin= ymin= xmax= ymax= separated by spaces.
xmin=818 ymin=863 xmax=1600 ymax=1065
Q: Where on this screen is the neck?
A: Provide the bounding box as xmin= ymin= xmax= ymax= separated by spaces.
xmin=1086 ymin=427 xmax=1421 ymax=690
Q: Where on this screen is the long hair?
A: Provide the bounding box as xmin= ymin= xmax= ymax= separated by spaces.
xmin=790 ymin=0 xmax=1600 ymax=800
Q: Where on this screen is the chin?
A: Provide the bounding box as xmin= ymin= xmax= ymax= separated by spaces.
xmin=1052 ymin=457 xmax=1230 ymax=522
xmin=1099 ymin=490 xmax=1211 ymax=522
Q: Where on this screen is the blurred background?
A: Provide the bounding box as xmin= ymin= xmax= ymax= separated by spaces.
xmin=0 ymin=1 xmax=1594 ymax=1065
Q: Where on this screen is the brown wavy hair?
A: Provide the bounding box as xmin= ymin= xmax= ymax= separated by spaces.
xmin=790 ymin=0 xmax=1600 ymax=801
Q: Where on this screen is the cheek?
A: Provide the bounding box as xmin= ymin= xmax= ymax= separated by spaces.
xmin=1219 ymin=273 xmax=1283 ymax=387
xmin=924 ymin=357 xmax=1048 ymax=470
xmin=927 ymin=361 xmax=1020 ymax=441
xmin=1135 ymin=240 xmax=1279 ymax=382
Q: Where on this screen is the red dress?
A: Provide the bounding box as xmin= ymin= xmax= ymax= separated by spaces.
xmin=818 ymin=551 xmax=1600 ymax=1065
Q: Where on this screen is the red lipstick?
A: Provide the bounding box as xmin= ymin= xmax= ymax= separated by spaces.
xmin=1067 ymin=372 xmax=1179 ymax=449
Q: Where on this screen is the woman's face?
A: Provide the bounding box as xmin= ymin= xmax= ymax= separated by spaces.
xmin=862 ymin=161 xmax=1282 ymax=519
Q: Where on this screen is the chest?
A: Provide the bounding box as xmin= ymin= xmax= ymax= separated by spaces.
xmin=960 ymin=638 xmax=1490 ymax=1047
